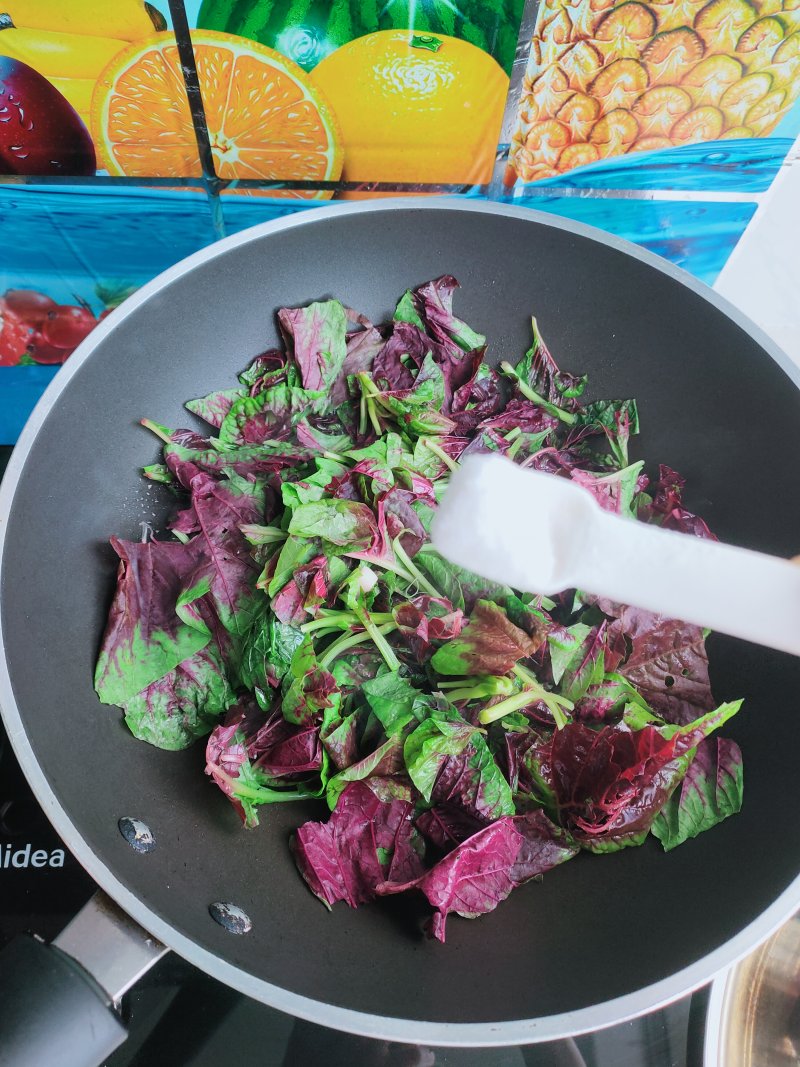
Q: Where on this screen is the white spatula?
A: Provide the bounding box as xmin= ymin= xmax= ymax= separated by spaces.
xmin=431 ymin=452 xmax=800 ymax=657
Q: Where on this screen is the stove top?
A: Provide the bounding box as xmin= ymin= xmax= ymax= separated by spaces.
xmin=0 ymin=444 xmax=708 ymax=1066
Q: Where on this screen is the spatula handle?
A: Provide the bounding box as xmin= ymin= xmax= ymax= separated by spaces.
xmin=578 ymin=512 xmax=800 ymax=656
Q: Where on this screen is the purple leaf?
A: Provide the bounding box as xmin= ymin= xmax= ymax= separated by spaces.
xmin=381 ymin=486 xmax=430 ymax=557
xmin=431 ymin=600 xmax=539 ymax=677
xmin=378 ymin=810 xmax=575 ymax=941
xmin=185 ymin=388 xmax=242 ymax=429
xmin=479 ymin=399 xmax=559 ymax=437
xmin=174 ymin=471 xmax=264 ymax=636
xmin=238 ymin=348 xmax=287 ymax=394
xmin=646 ymin=465 xmax=717 ymax=540
xmin=606 ymin=604 xmax=714 ymax=725
xmin=393 ymin=595 xmax=464 ymax=661
xmin=293 ymin=781 xmax=423 ymax=909
xmin=652 ymin=736 xmax=743 ymax=850
xmin=536 ymin=722 xmax=704 ymax=848
xmin=411 ymin=275 xmax=486 ymax=356
xmin=415 ymin=805 xmax=487 ymax=851
xmin=330 ymin=324 xmax=386 ymax=406
xmin=206 ymin=699 xmax=323 ymax=824
xmin=270 ymin=555 xmax=330 ymax=625
xmin=95 ymin=536 xmax=212 ymax=707
xmin=278 ymin=299 xmax=348 ymax=392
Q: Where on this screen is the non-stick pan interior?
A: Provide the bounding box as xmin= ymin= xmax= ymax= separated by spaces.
xmin=3 ymin=203 xmax=800 ymax=1036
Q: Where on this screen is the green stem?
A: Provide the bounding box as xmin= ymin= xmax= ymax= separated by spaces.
xmin=438 ymin=675 xmax=514 ymax=700
xmin=479 ymin=689 xmax=546 ymax=725
xmin=499 ymin=362 xmax=576 ymax=426
xmin=319 ymin=621 xmax=398 ymax=669
xmin=367 ymin=396 xmax=383 ymax=437
xmin=300 ymin=610 xmax=394 ymax=635
xmin=480 ymin=667 xmax=574 ymax=727
xmin=140 ymin=418 xmax=173 ymax=443
xmin=366 ymin=556 xmax=417 ymax=586
xmin=392 ymin=538 xmax=443 ymax=600
xmin=359 ymin=391 xmax=367 ymax=437
xmin=357 ymin=372 xmax=380 ymax=398
xmin=212 ymin=766 xmax=318 ymax=804
xmin=355 ymin=606 xmax=401 ymax=672
xmin=507 ymin=437 xmax=524 ymax=461
xmin=420 ymin=437 xmax=459 ymax=473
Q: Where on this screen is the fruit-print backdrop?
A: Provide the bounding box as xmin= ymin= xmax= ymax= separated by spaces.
xmin=0 ymin=0 xmax=798 ymax=442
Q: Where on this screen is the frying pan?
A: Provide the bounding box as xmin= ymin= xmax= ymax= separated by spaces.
xmin=2 ymin=199 xmax=800 ymax=1065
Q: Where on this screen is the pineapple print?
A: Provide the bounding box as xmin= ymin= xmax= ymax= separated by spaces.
xmin=509 ymin=0 xmax=800 ymax=179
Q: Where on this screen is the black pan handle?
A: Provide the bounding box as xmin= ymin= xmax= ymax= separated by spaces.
xmin=0 ymin=891 xmax=167 ymax=1067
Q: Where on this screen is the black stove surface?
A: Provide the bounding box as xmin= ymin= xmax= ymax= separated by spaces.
xmin=0 ymin=445 xmax=707 ymax=1066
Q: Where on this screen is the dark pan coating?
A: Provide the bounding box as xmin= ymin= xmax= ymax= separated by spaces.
xmin=2 ymin=202 xmax=800 ymax=1035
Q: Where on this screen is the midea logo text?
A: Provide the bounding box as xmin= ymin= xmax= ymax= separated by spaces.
xmin=0 ymin=844 xmax=65 ymax=868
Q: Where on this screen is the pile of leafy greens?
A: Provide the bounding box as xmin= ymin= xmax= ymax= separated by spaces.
xmin=95 ymin=276 xmax=743 ymax=941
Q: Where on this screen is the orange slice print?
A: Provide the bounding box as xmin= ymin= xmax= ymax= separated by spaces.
xmin=633 ymin=85 xmax=693 ymax=135
xmin=589 ymin=58 xmax=650 ymax=110
xmin=670 ymin=103 xmax=725 ymax=140
xmin=92 ymin=31 xmax=342 ymax=191
xmin=719 ymin=123 xmax=755 ymax=134
xmin=643 ymin=29 xmax=705 ymax=85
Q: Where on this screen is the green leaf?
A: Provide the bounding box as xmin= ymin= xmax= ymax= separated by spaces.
xmin=413 ymin=548 xmax=465 ymax=611
xmin=268 ymin=535 xmax=319 ymax=597
xmin=550 ymin=623 xmax=593 ymax=682
xmin=288 ymin=499 xmax=376 ymax=549
xmin=460 ymin=733 xmax=516 ymax=820
xmin=404 ymin=709 xmax=477 ymax=801
xmin=575 ymin=398 xmax=639 ymax=468
xmin=667 ymin=700 xmax=743 ymax=744
xmin=239 ymin=616 xmax=305 ymax=691
xmin=281 ymin=638 xmax=340 ymax=726
xmin=652 ymin=737 xmax=743 ymax=851
xmin=325 ymin=736 xmax=401 ymax=810
xmin=281 ymin=456 xmax=349 ymax=509
xmin=362 ymin=673 xmax=422 ymax=737
xmin=185 ymin=387 xmax=244 ymax=429
xmin=217 ymin=384 xmax=325 ymax=448
xmin=394 ymin=290 xmax=424 ymax=329
xmin=547 ymin=623 xmax=605 ymax=701
xmin=122 ymin=645 xmax=234 ymax=750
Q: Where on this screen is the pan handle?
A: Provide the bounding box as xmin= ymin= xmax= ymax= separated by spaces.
xmin=0 ymin=891 xmax=168 ymax=1067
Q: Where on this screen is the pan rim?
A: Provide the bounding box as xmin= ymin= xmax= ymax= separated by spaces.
xmin=1 ymin=196 xmax=798 ymax=1046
